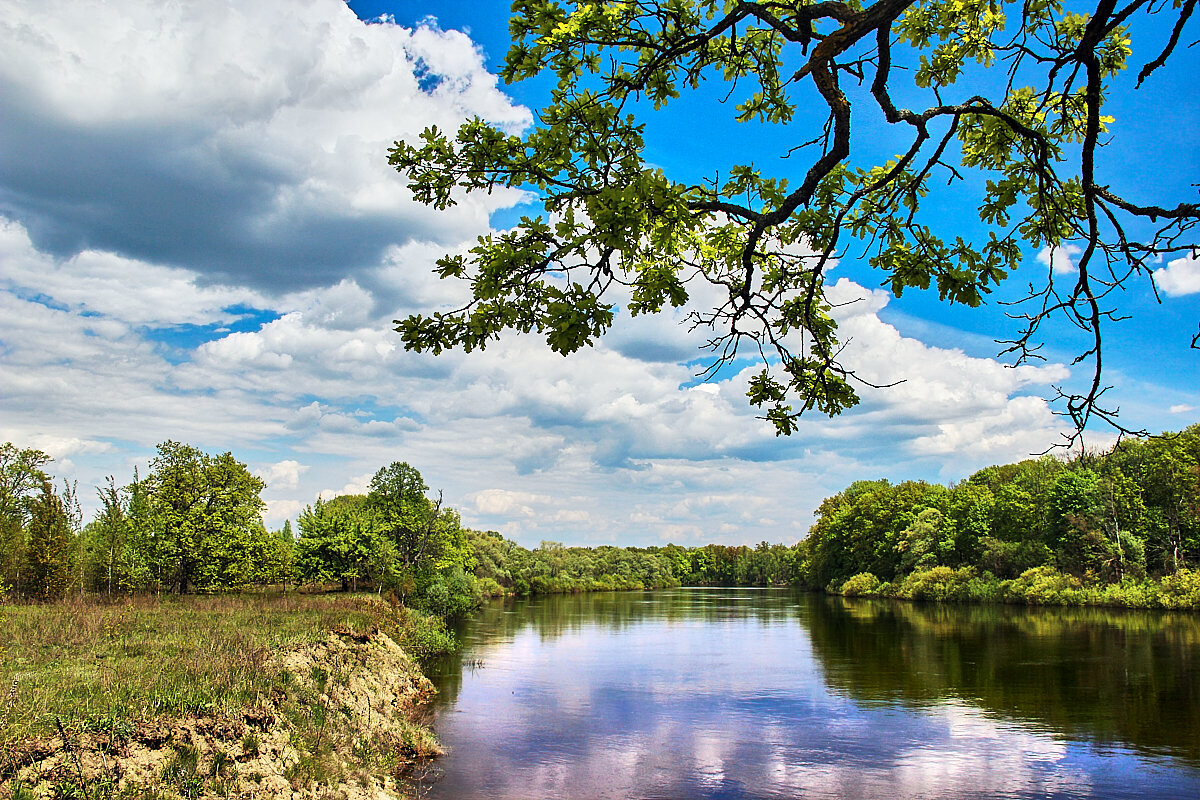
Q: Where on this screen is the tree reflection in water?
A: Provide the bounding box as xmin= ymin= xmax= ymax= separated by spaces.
xmin=421 ymin=589 xmax=1200 ymax=800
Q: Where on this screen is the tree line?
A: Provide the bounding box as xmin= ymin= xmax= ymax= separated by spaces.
xmin=3 ymin=427 xmax=1199 ymax=610
xmin=1 ymin=441 xmax=291 ymax=600
xmin=0 ymin=438 xmax=804 ymax=612
xmin=796 ymin=426 xmax=1200 ymax=607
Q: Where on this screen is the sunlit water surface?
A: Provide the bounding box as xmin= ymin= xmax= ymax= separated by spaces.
xmin=419 ymin=589 xmax=1200 ymax=799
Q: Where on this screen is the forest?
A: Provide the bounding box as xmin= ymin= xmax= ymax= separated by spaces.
xmin=2 ymin=427 xmax=1199 ymax=612
xmin=798 ymin=425 xmax=1200 ymax=607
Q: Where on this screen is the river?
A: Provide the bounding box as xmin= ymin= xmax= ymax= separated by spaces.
xmin=418 ymin=588 xmax=1200 ymax=799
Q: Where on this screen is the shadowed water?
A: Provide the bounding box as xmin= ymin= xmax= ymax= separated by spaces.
xmin=419 ymin=588 xmax=1200 ymax=799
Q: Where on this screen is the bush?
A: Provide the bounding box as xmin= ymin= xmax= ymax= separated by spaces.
xmin=1064 ymin=576 xmax=1163 ymax=608
xmin=1158 ymin=569 xmax=1200 ymax=609
xmin=979 ymin=537 xmax=1054 ymax=579
xmin=839 ymin=572 xmax=883 ymax=597
xmin=475 ymin=576 xmax=506 ymax=597
xmin=895 ymin=566 xmax=988 ymax=602
xmin=416 ymin=566 xmax=478 ymax=618
xmin=393 ymin=609 xmax=456 ymax=662
xmin=1003 ymin=566 xmax=1083 ymax=605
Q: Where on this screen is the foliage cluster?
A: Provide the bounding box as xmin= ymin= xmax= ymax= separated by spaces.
xmin=391 ymin=0 xmax=1199 ymax=438
xmin=292 ymin=460 xmax=475 ymax=616
xmin=0 ymin=442 xmax=480 ymax=619
xmin=1 ymin=442 xmax=291 ymax=600
xmin=0 ymin=437 xmax=803 ymax=615
xmin=3 ymin=427 xmax=1198 ymax=614
xmin=805 ymin=426 xmax=1200 ymax=608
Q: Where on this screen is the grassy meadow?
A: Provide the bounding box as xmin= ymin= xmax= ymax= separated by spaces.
xmin=0 ymin=592 xmax=454 ymax=798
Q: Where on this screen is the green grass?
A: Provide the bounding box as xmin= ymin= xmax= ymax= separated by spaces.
xmin=0 ymin=592 xmax=455 ymax=784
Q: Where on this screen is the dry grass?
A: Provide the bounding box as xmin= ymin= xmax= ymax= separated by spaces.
xmin=0 ymin=592 xmax=441 ymax=748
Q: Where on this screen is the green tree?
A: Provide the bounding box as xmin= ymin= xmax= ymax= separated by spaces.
xmin=121 ymin=469 xmax=156 ymax=591
xmin=251 ymin=522 xmax=296 ymax=586
xmin=24 ymin=479 xmax=74 ymax=601
xmin=0 ymin=443 xmax=52 ymax=595
xmin=987 ymin=457 xmax=1064 ymax=545
xmin=295 ymin=495 xmax=379 ymax=591
xmin=82 ymin=476 xmax=138 ymax=595
xmin=367 ymin=462 xmax=473 ymax=604
xmin=945 ymin=481 xmax=995 ymax=566
xmin=391 ymin=0 xmax=1197 ymax=437
xmin=896 ymin=507 xmax=956 ymax=574
xmin=255 ymin=519 xmax=297 ymax=587
xmin=141 ymin=441 xmax=267 ymax=593
xmin=1139 ymin=428 xmax=1200 ymax=572
xmin=368 ymin=463 xmax=466 ymax=572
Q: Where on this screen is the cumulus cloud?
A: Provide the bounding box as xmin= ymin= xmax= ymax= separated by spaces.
xmin=0 ymin=0 xmax=530 ymax=291
xmin=0 ymin=204 xmax=1084 ymax=544
xmin=318 ymin=472 xmax=376 ymax=501
xmin=0 ymin=218 xmax=268 ymax=326
xmin=1154 ymin=254 xmax=1200 ymax=296
xmin=471 ymin=489 xmax=553 ymax=518
xmin=256 ymin=460 xmax=309 ymax=491
xmin=777 ymin=279 xmax=1073 ymax=472
xmin=1036 ymin=244 xmax=1082 ymax=275
xmin=0 ymin=1 xmax=1132 ymax=548
xmin=264 ymin=499 xmax=304 ymax=528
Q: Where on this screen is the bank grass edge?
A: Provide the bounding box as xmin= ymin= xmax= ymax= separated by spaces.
xmin=0 ymin=592 xmax=454 ymax=759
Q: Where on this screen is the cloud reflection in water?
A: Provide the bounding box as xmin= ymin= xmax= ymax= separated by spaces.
xmin=423 ymin=591 xmax=1200 ymax=799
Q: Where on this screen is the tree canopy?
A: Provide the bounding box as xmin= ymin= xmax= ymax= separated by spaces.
xmin=391 ymin=0 xmax=1198 ymax=437
xmin=141 ymin=441 xmax=268 ymax=593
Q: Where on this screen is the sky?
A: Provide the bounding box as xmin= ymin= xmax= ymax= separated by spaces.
xmin=0 ymin=0 xmax=1197 ymax=548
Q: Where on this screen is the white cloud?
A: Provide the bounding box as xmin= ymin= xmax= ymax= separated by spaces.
xmin=318 ymin=472 xmax=375 ymax=501
xmin=0 ymin=219 xmax=267 ymax=326
xmin=20 ymin=436 xmax=115 ymax=461
xmin=1036 ymin=244 xmax=1082 ymax=275
xmin=256 ymin=460 xmax=309 ymax=492
xmin=264 ymin=499 xmax=304 ymax=529
xmin=0 ymin=1 xmax=1149 ymax=549
xmin=0 ymin=208 xmax=1086 ymax=544
xmin=1154 ymin=255 xmax=1200 ymax=296
xmin=1170 ymin=404 xmax=1196 ymax=414
xmin=0 ymin=0 xmax=531 ymax=290
xmin=797 ymin=279 xmax=1072 ymax=472
xmin=471 ymin=489 xmax=552 ymax=518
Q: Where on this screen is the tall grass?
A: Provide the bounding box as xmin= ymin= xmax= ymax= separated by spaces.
xmin=0 ymin=593 xmax=453 ymax=753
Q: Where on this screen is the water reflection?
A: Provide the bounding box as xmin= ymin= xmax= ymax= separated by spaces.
xmin=810 ymin=596 xmax=1200 ymax=760
xmin=421 ymin=589 xmax=1200 ymax=799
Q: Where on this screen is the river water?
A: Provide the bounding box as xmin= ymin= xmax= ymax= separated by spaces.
xmin=419 ymin=588 xmax=1200 ymax=799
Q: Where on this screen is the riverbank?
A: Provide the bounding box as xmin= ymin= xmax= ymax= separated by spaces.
xmin=0 ymin=594 xmax=450 ymax=800
xmin=829 ymin=564 xmax=1200 ymax=608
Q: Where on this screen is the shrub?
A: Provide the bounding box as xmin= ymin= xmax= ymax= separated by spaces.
xmin=979 ymin=537 xmax=1054 ymax=579
xmin=1091 ymin=578 xmax=1159 ymax=608
xmin=1158 ymin=569 xmax=1200 ymax=610
xmin=475 ymin=576 xmax=505 ymax=597
xmin=417 ymin=566 xmax=477 ymax=618
xmin=1003 ymin=566 xmax=1083 ymax=605
xmin=896 ymin=566 xmax=984 ymax=602
xmin=839 ymin=573 xmax=883 ymax=597
xmin=393 ymin=609 xmax=456 ymax=662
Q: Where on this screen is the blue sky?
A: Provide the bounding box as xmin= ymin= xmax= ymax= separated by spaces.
xmin=0 ymin=0 xmax=1196 ymax=546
